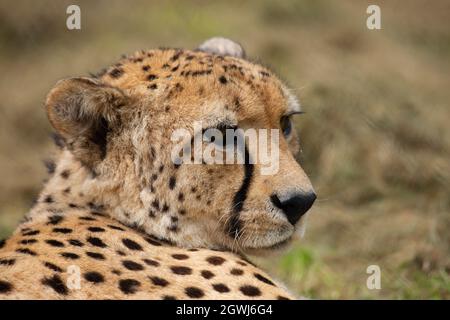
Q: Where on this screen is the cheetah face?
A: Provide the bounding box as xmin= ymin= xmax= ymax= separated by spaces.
xmin=45 ymin=38 xmax=315 ymax=254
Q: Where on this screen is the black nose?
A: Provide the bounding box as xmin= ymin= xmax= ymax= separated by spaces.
xmin=271 ymin=192 xmax=316 ymax=225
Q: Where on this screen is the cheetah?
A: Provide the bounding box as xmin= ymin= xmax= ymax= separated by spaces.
xmin=0 ymin=37 xmax=316 ymax=300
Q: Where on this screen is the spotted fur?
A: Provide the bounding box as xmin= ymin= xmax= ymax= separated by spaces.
xmin=0 ymin=38 xmax=314 ymax=299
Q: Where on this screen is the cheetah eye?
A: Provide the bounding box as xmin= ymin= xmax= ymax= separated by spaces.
xmin=280 ymin=116 xmax=292 ymax=137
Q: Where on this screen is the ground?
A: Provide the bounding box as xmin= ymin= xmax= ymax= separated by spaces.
xmin=0 ymin=0 xmax=448 ymax=299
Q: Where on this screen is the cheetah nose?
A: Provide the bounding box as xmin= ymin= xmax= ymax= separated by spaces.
xmin=271 ymin=192 xmax=316 ymax=225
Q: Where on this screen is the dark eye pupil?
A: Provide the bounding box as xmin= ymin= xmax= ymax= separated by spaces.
xmin=281 ymin=116 xmax=292 ymax=136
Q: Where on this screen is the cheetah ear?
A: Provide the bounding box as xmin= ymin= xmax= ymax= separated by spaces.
xmin=197 ymin=37 xmax=246 ymax=58
xmin=45 ymin=77 xmax=128 ymax=168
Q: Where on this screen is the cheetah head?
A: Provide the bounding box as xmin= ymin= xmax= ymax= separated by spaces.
xmin=45 ymin=38 xmax=315 ymax=255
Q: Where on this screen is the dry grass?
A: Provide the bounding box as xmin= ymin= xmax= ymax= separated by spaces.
xmin=0 ymin=0 xmax=448 ymax=298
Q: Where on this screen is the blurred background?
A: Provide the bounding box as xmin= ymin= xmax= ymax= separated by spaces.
xmin=0 ymin=0 xmax=449 ymax=299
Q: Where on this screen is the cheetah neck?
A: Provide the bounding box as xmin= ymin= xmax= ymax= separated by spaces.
xmin=24 ymin=150 xmax=221 ymax=250
xmin=25 ymin=150 xmax=145 ymax=228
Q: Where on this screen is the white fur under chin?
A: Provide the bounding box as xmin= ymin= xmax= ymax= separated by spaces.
xmin=295 ymin=211 xmax=310 ymax=238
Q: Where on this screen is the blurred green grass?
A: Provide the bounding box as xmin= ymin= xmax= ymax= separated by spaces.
xmin=0 ymin=0 xmax=449 ymax=299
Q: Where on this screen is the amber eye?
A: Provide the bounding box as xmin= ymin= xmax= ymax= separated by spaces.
xmin=280 ymin=116 xmax=292 ymax=136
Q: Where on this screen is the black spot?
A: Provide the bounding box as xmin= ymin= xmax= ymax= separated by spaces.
xmin=168 ymin=225 xmax=178 ymax=232
xmin=230 ymin=268 xmax=244 ymax=276
xmin=90 ymin=211 xmax=106 ymax=217
xmin=68 ymin=239 xmax=84 ymax=247
xmin=44 ymin=262 xmax=63 ymax=272
xmin=278 ymin=295 xmax=290 ymax=300
xmin=111 ymin=269 xmax=122 ymax=275
xmin=172 ymin=254 xmax=189 ymax=260
xmin=147 ymin=74 xmax=158 ymax=81
xmin=41 ymin=275 xmax=68 ymax=295
xmin=45 ymin=239 xmax=65 ymax=247
xmin=88 ymin=202 xmax=105 ymax=212
xmin=143 ymin=259 xmax=159 ymax=267
xmin=148 ymin=83 xmax=158 ymax=90
xmin=185 ymin=287 xmax=204 ymax=298
xmin=254 ymin=273 xmax=275 ymax=286
xmin=47 ymin=215 xmax=64 ymax=225
xmin=206 ymin=256 xmax=226 ymax=266
xmin=53 ymin=227 xmax=72 ymax=234
xmin=44 ymin=195 xmax=54 ymax=203
xmin=240 ymin=285 xmax=261 ymax=297
xmin=116 ymin=250 xmax=126 ymax=256
xmin=68 ymin=203 xmax=79 ymax=209
xmin=119 ymin=279 xmax=141 ymax=294
xmin=22 ymin=230 xmax=39 ymax=236
xmin=60 ymin=252 xmax=80 ymax=260
xmin=88 ymin=227 xmax=105 ymax=233
xmin=122 ymin=260 xmax=144 ymax=271
xmin=170 ymin=50 xmax=182 ymax=61
xmin=219 ymin=75 xmax=227 ymax=84
xmin=149 ymin=276 xmax=169 ymax=287
xmin=0 ymin=239 xmax=5 ymax=249
xmin=60 ymin=170 xmax=70 ymax=179
xmin=151 ymin=199 xmax=160 ymax=210
xmin=86 ymin=251 xmax=105 ymax=260
xmin=0 ymin=259 xmax=15 ymax=266
xmin=201 ymin=270 xmax=215 ymax=279
xmin=178 ymin=193 xmax=184 ymax=202
xmin=19 ymin=239 xmax=37 ymax=245
xmin=142 ymin=65 xmax=150 ymax=71
xmin=169 ymin=176 xmax=176 ymax=189
xmin=161 ymin=203 xmax=170 ymax=212
xmin=0 ymin=280 xmax=13 ymax=294
xmin=79 ymin=216 xmax=96 ymax=222
xmin=109 ymin=68 xmax=124 ymax=78
xmin=212 ymin=283 xmax=230 ymax=293
xmin=16 ymin=248 xmax=37 ymax=256
xmin=144 ymin=237 xmax=162 ymax=246
xmin=121 ymin=238 xmax=143 ymax=251
xmin=170 ymin=266 xmax=192 ymax=275
xmin=84 ymin=271 xmax=104 ymax=284
xmin=87 ymin=236 xmax=107 ymax=248
xmin=108 ymin=225 xmax=125 ymax=231
xmin=162 ymin=295 xmax=176 ymax=300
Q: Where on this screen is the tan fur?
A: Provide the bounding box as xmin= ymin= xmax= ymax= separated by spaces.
xmin=0 ymin=41 xmax=314 ymax=299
